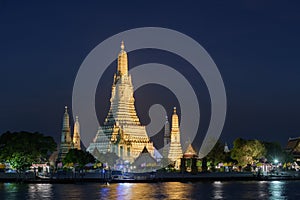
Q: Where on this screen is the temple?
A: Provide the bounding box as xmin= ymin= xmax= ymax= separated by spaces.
xmin=73 ymin=116 xmax=81 ymax=150
xmin=57 ymin=106 xmax=81 ymax=162
xmin=87 ymin=42 xmax=155 ymax=163
xmin=286 ymin=137 xmax=300 ymax=161
xmin=224 ymin=142 xmax=230 ymax=153
xmin=167 ymin=107 xmax=183 ymax=169
xmin=162 ymin=116 xmax=170 ymax=159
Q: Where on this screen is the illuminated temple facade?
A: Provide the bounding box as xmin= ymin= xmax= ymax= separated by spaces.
xmin=168 ymin=107 xmax=183 ymax=169
xmin=57 ymin=106 xmax=81 ymax=162
xmin=87 ymin=42 xmax=155 ymax=163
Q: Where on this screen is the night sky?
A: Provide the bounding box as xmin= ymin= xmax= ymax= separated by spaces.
xmin=1 ymin=0 xmax=300 ymax=149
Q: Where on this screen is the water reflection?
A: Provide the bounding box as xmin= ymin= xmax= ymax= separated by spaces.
xmin=99 ymin=182 xmax=194 ymax=199
xmin=212 ymin=181 xmax=223 ymax=199
xmin=258 ymin=181 xmax=268 ymax=199
xmin=99 ymin=183 xmax=135 ymax=200
xmin=99 ymin=185 xmax=110 ymax=199
xmin=28 ymin=184 xmax=53 ymax=200
xmin=0 ymin=181 xmax=297 ymax=199
xmin=116 ymin=183 xmax=133 ymax=200
xmin=269 ymin=181 xmax=286 ymax=200
xmin=160 ymin=182 xmax=193 ymax=199
xmin=3 ymin=183 xmax=19 ymax=199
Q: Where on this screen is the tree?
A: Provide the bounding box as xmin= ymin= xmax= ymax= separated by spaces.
xmin=231 ymin=138 xmax=266 ymax=167
xmin=206 ymin=141 xmax=226 ymax=166
xmin=9 ymin=152 xmax=33 ymax=171
xmin=63 ymin=149 xmax=95 ymax=168
xmin=201 ymin=157 xmax=208 ymax=172
xmin=0 ymin=131 xmax=57 ymax=172
xmin=263 ymin=142 xmax=293 ymax=165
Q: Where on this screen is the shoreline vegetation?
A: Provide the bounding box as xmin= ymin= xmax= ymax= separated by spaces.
xmin=1 ymin=131 xmax=299 ymax=184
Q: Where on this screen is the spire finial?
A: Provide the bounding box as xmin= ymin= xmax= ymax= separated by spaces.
xmin=188 ymin=137 xmax=191 ymax=144
xmin=117 ymin=41 xmax=128 ymax=76
xmin=121 ymin=41 xmax=124 ymax=50
xmin=76 ymin=116 xmax=79 ymax=121
xmin=173 ymin=107 xmax=176 ymax=113
xmin=65 ymin=106 xmax=68 ymax=112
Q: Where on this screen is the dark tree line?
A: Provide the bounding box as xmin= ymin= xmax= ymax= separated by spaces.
xmin=63 ymin=149 xmax=95 ymax=168
xmin=205 ymin=138 xmax=293 ymax=170
xmin=0 ymin=131 xmax=57 ymax=171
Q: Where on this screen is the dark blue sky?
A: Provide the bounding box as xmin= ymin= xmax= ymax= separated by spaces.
xmin=1 ymin=0 xmax=300 ymax=148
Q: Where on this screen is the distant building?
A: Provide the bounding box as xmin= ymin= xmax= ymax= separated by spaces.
xmin=224 ymin=142 xmax=230 ymax=153
xmin=57 ymin=106 xmax=81 ymax=162
xmin=286 ymin=137 xmax=300 ymax=161
xmin=182 ymin=143 xmax=198 ymax=173
xmin=183 ymin=143 xmax=197 ymax=159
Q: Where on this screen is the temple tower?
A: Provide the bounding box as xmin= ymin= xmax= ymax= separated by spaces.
xmin=168 ymin=107 xmax=183 ymax=169
xmin=58 ymin=106 xmax=73 ymax=161
xmin=162 ymin=116 xmax=170 ymax=159
xmin=164 ymin=116 xmax=170 ymax=145
xmin=73 ymin=116 xmax=81 ymax=150
xmin=87 ymin=42 xmax=155 ymax=164
xmin=224 ymin=142 xmax=230 ymax=153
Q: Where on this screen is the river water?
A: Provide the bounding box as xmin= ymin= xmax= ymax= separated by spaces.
xmin=0 ymin=181 xmax=299 ymax=199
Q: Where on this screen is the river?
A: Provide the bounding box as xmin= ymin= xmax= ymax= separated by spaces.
xmin=1 ymin=180 xmax=299 ymax=199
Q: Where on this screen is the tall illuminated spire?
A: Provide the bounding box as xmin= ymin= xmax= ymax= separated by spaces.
xmin=58 ymin=106 xmax=72 ymax=162
xmin=61 ymin=106 xmax=71 ymax=143
xmin=117 ymin=41 xmax=128 ymax=76
xmin=168 ymin=107 xmax=183 ymax=169
xmin=73 ymin=116 xmax=81 ymax=150
xmin=87 ymin=42 xmax=155 ymax=164
xmin=171 ymin=107 xmax=179 ymax=131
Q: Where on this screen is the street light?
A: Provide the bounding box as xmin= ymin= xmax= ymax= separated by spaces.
xmin=274 ymin=159 xmax=279 ymax=164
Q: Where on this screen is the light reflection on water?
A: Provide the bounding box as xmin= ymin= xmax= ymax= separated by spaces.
xmin=100 ymin=182 xmax=193 ymax=199
xmin=28 ymin=184 xmax=53 ymax=199
xmin=0 ymin=181 xmax=298 ymax=200
xmin=258 ymin=181 xmax=269 ymax=199
xmin=212 ymin=181 xmax=223 ymax=199
xmin=3 ymin=183 xmax=19 ymax=199
xmin=269 ymin=181 xmax=286 ymax=200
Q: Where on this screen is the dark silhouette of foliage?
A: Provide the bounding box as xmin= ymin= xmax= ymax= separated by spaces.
xmin=263 ymin=141 xmax=293 ymax=164
xmin=206 ymin=141 xmax=227 ymax=166
xmin=231 ymin=138 xmax=266 ymax=167
xmin=63 ymin=149 xmax=95 ymax=168
xmin=0 ymin=131 xmax=57 ymax=171
xmin=201 ymin=157 xmax=208 ymax=172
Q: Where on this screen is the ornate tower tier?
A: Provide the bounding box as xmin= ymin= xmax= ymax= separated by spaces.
xmin=87 ymin=42 xmax=155 ymax=163
xmin=117 ymin=41 xmax=128 ymax=76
